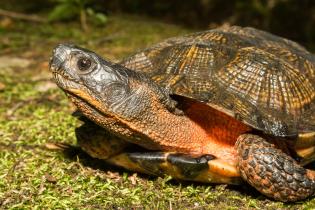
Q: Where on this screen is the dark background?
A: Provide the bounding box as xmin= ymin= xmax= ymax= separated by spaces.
xmin=2 ymin=0 xmax=315 ymax=50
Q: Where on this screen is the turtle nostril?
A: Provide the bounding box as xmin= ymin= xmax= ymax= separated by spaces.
xmin=50 ymin=44 xmax=71 ymax=72
xmin=49 ymin=55 xmax=64 ymax=72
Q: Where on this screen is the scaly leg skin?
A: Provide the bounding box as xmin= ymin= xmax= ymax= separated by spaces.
xmin=236 ymin=134 xmax=315 ymax=202
xmin=75 ymin=121 xmax=129 ymax=159
xmin=106 ymin=152 xmax=242 ymax=184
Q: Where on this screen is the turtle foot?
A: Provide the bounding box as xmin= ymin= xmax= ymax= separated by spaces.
xmin=236 ymin=134 xmax=315 ymax=202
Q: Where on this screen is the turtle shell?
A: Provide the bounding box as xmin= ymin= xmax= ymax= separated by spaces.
xmin=119 ymin=26 xmax=315 ymax=137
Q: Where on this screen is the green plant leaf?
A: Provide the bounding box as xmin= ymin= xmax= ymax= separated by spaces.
xmin=86 ymin=7 xmax=95 ymax=16
xmin=86 ymin=7 xmax=107 ymax=26
xmin=94 ymin=13 xmax=107 ymax=24
xmin=48 ymin=3 xmax=80 ymax=22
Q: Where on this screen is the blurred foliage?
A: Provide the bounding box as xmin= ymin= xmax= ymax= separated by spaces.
xmin=101 ymin=0 xmax=315 ymax=50
xmin=1 ymin=0 xmax=315 ymax=50
xmin=48 ymin=0 xmax=107 ymax=30
xmin=48 ymin=0 xmax=88 ymax=22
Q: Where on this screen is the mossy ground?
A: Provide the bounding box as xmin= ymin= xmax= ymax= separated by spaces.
xmin=0 ymin=15 xmax=314 ymax=209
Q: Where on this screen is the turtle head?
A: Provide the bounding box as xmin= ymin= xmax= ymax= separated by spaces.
xmin=50 ymin=44 xmax=145 ymax=118
xmin=50 ymin=44 xmax=178 ymax=129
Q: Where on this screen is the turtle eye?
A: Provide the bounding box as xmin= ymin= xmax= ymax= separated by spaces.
xmin=77 ymin=57 xmax=92 ymax=72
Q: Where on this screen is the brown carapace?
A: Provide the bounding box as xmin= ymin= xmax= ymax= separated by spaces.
xmin=50 ymin=26 xmax=315 ymax=202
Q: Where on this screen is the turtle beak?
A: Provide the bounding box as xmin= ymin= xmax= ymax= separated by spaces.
xmin=49 ymin=43 xmax=80 ymax=91
xmin=49 ymin=44 xmax=73 ymax=73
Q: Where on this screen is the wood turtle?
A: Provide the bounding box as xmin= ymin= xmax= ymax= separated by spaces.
xmin=49 ymin=26 xmax=315 ymax=202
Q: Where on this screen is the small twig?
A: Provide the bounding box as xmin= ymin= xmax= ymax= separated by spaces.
xmin=44 ymin=142 xmax=72 ymax=151
xmin=6 ymin=158 xmax=23 ymax=177
xmin=0 ymin=9 xmax=46 ymax=23
xmin=80 ymin=8 xmax=88 ymax=32
xmin=38 ymin=175 xmax=46 ymax=195
xmin=6 ymin=101 xmax=24 ymax=117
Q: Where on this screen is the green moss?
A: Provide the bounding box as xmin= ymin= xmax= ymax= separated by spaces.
xmin=0 ymin=14 xmax=312 ymax=209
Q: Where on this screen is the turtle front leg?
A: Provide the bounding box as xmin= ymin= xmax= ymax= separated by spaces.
xmin=236 ymin=134 xmax=315 ymax=202
xmin=75 ymin=121 xmax=129 ymax=159
xmin=106 ymin=152 xmax=242 ymax=185
xmin=76 ymin=118 xmax=242 ymax=185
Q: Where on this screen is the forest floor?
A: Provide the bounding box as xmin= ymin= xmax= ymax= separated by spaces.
xmin=0 ymin=14 xmax=314 ymax=209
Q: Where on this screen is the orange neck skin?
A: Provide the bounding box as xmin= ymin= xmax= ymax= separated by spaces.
xmin=69 ymin=88 xmax=251 ymax=163
xmin=127 ymin=99 xmax=252 ymax=163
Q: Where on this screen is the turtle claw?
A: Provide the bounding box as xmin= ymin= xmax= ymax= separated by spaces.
xmin=71 ymin=110 xmax=92 ymax=122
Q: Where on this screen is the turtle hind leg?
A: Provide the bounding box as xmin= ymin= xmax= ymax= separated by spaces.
xmin=236 ymin=134 xmax=315 ymax=202
xmin=106 ymin=152 xmax=242 ymax=185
